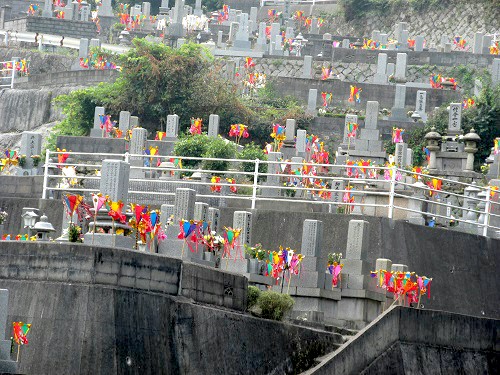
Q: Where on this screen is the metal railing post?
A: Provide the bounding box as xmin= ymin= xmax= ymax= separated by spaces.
xmin=483 ymin=186 xmax=491 ymax=237
xmin=42 ymin=148 xmax=50 ymax=199
xmin=388 ymin=166 xmax=397 ymax=219
xmin=10 ymin=60 xmax=15 ymax=89
xmin=251 ymin=159 xmax=259 ymax=210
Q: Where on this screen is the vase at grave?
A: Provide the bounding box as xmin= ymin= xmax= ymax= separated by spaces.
xmin=204 ymin=251 xmax=215 ymax=262
xmin=248 ymin=258 xmax=260 ymax=274
xmin=138 ymin=242 xmax=147 ymax=252
xmin=0 ymin=224 xmax=4 ymax=237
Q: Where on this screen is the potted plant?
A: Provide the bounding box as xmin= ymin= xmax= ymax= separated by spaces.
xmin=31 ymin=155 xmax=41 ymax=168
xmin=68 ymin=223 xmax=82 ymax=243
xmin=18 ymin=155 xmax=26 ymax=168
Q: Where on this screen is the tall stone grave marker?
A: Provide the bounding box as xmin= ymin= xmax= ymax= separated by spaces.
xmin=234 ymin=13 xmax=251 ymax=50
xmin=119 ymin=111 xmax=131 ymax=132
xmin=90 ymin=107 xmax=105 ymax=137
xmin=395 ymin=142 xmax=408 ymax=167
xmin=414 ymin=35 xmax=424 ymax=51
xmin=263 ymin=151 xmax=282 ymax=197
xmin=18 ymin=131 xmax=42 ymax=174
xmin=99 ymin=0 xmax=114 ymax=17
xmin=373 ymin=53 xmax=388 ymax=84
xmin=473 ymin=32 xmax=484 ymax=54
xmin=307 ymin=89 xmax=317 ymax=115
xmin=415 ymin=90 xmax=427 ymax=122
xmin=194 ymin=202 xmax=209 ymax=222
xmin=341 ymin=220 xmax=371 ymax=290
xmin=390 ymin=84 xmax=407 ymax=121
xmin=166 ymin=114 xmax=179 ymax=138
xmin=302 ymin=55 xmax=313 ymax=78
xmin=291 ymin=220 xmax=324 ymax=288
xmin=208 ymin=114 xmax=220 ymax=138
xmin=394 ymin=53 xmax=407 ymax=82
xmin=448 ymin=103 xmax=462 ymax=135
xmin=42 ymin=0 xmax=53 ymax=17
xmin=207 ymin=207 xmax=220 ymax=233
xmin=100 ymin=160 xmax=130 ymax=202
xmin=296 ymin=129 xmax=307 ymax=158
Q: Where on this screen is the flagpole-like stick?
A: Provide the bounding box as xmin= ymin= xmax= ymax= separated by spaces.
xmin=92 ymin=209 xmax=97 ymax=245
xmin=286 ymin=270 xmax=292 ymax=294
xmin=112 ymin=218 xmax=115 ymax=247
xmin=16 ymin=345 xmax=20 ymax=362
xmin=181 ymin=240 xmax=186 ymax=258
xmin=417 ymin=291 xmax=423 ymax=309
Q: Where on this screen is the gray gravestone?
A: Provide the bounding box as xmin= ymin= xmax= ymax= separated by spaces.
xmin=345 ymin=220 xmax=369 ymax=260
xmin=395 ymin=53 xmax=407 ymax=82
xmin=482 ymin=34 xmax=492 ymax=55
xmin=90 ymin=106 xmax=106 ymax=137
xmin=233 ymin=211 xmax=252 ymax=246
xmin=391 ymin=84 xmax=407 ymax=121
xmin=42 ymin=0 xmax=52 ymax=17
xmin=395 ymin=142 xmax=407 ymax=167
xmin=373 ymin=53 xmax=388 ymax=84
xmin=301 ymin=219 xmax=323 ymax=257
xmin=166 ymin=115 xmax=179 ymax=138
xmin=296 ymin=129 xmax=307 ymax=155
xmin=193 ymin=0 xmax=202 ymax=16
xmin=78 ymin=38 xmax=89 ymax=58
xmin=415 ymin=90 xmax=427 ymax=122
xmin=130 ymin=116 xmax=139 ymax=128
xmin=342 ymin=39 xmax=350 ymax=48
xmin=343 ymin=114 xmax=358 ymax=145
xmin=99 ymin=0 xmax=113 ymax=17
xmin=217 ymin=31 xmax=224 ymax=47
xmin=100 ymin=160 xmax=130 ymax=202
xmin=207 ymin=207 xmax=220 ymax=232
xmin=414 ymin=35 xmax=424 ymax=51
xmin=249 ymin=7 xmax=258 ymax=32
xmin=80 ymin=5 xmax=90 ymax=21
xmin=160 ymin=204 xmax=174 ymax=225
xmin=364 ymin=101 xmax=379 ymax=129
xmin=448 ymin=103 xmax=462 ymax=135
xmin=174 ymin=188 xmax=196 ymax=222
xmin=19 ymin=132 xmax=42 ymax=172
xmin=473 ymin=32 xmax=484 ymax=54
xmin=386 ymin=62 xmax=395 ymax=77
xmin=263 ymin=151 xmax=282 ymax=197
xmin=302 ymin=55 xmax=313 ymax=78
xmin=119 ymin=111 xmax=131 ymax=132
xmin=208 ymin=114 xmax=220 ymax=138
xmin=130 ymin=127 xmax=147 ymax=156
xmin=285 ymin=119 xmax=296 ymax=141
xmin=307 ymin=89 xmax=317 ymax=115
xmin=194 ymin=202 xmax=209 ymax=222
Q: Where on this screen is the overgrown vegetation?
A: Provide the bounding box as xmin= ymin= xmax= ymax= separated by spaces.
xmin=50 ymin=39 xmax=311 ymax=149
xmin=247 ymin=287 xmax=295 ymax=321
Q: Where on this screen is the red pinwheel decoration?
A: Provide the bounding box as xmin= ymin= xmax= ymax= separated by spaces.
xmin=189 ymin=118 xmax=202 ymax=135
xmin=228 ymin=124 xmax=249 ymax=145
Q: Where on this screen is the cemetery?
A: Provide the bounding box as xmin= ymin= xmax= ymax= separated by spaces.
xmin=0 ymin=0 xmax=499 ymax=373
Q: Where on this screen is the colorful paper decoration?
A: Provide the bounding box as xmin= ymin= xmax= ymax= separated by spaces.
xmin=348 ymin=85 xmax=362 ymax=103
xmin=189 ymin=118 xmax=202 ymax=135
xmin=229 ymin=124 xmax=249 ymax=144
xmin=392 ymin=127 xmax=405 ymax=143
xmin=13 ymin=322 xmax=31 ymax=345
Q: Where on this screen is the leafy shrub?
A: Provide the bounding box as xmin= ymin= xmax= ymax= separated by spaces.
xmin=237 ymin=143 xmax=268 ymax=178
xmin=173 ymin=134 xmax=210 ymax=169
xmin=247 ymin=286 xmax=261 ymax=309
xmin=257 ymin=291 xmax=295 ymax=321
xmin=202 ymin=136 xmax=237 ymax=174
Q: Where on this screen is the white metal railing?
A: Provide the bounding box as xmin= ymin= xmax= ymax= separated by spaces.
xmin=0 ymin=60 xmax=15 ymax=88
xmin=0 ymin=30 xmax=130 ymax=54
xmin=40 ymin=149 xmax=500 ymax=238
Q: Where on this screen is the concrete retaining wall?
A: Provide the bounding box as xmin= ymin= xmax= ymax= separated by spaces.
xmin=5 ymin=17 xmax=97 ymax=39
xmin=269 ymin=76 xmax=460 ymax=109
xmin=306 ymin=306 xmax=500 ymax=374
xmin=0 ymin=242 xmax=342 ymax=375
xmin=218 ymin=209 xmax=500 ymax=319
xmin=15 ymin=69 xmax=119 ymax=89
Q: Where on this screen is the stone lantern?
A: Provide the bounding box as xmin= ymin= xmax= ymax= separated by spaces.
xmin=463 ymin=128 xmax=481 ymax=171
xmin=33 ymin=214 xmax=55 ymax=241
xmin=424 ymin=127 xmax=441 ymax=170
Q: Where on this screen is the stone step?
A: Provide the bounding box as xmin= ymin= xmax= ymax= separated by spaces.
xmin=324 ymin=324 xmax=358 ymax=336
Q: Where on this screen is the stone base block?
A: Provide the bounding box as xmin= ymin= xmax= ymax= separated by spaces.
xmin=288 ymin=293 xmax=339 ymax=321
xmin=89 ymin=128 xmax=103 ymax=137
xmin=290 ymin=310 xmax=325 ymax=323
xmin=232 ymin=40 xmax=252 ymax=50
xmin=373 ymin=73 xmax=388 ymax=84
xmin=341 ymin=259 xmax=371 ymax=275
xmin=0 ymin=359 xmax=17 ymax=373
xmin=340 ymin=274 xmax=374 ymax=290
xmin=360 ymin=129 xmax=380 ymax=141
xmin=290 ymin=271 xmax=326 ymax=288
xmin=82 ymin=233 xmax=134 ymax=250
xmin=336 ymin=296 xmax=383 ymax=324
xmin=223 ymin=258 xmax=249 ymax=274
xmin=390 ymin=107 xmax=408 ymax=121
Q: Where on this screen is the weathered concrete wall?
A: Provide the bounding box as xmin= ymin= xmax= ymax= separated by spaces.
xmin=219 ymin=210 xmax=500 ymax=319
xmin=15 ymin=69 xmax=118 ymax=89
xmin=269 ymin=76 xmax=460 ymax=109
xmin=0 ymin=242 xmax=342 ymax=375
xmin=0 ymin=196 xmax=63 ymax=236
xmin=306 ymin=306 xmax=500 ymax=374
xmin=0 ymin=47 xmax=74 ymax=75
xmin=325 ymin=0 xmax=500 ymax=46
xmin=5 ymin=17 xmax=98 ymax=39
